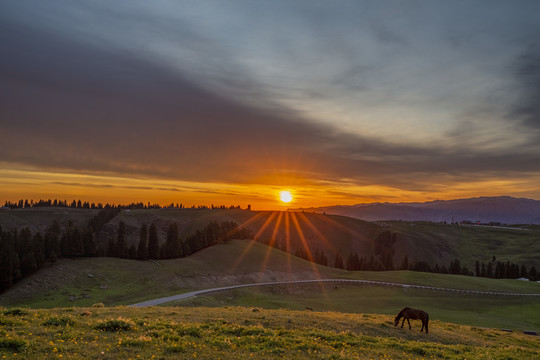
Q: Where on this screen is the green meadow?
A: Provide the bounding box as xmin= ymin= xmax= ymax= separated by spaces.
xmin=1 ymin=306 xmax=539 ymax=360
xmin=1 ymin=239 xmax=539 ymax=359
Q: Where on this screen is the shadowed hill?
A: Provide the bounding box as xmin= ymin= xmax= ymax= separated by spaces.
xmin=1 ymin=207 xmax=539 ymax=271
xmin=1 ymin=239 xmax=539 ymax=332
xmin=299 ymin=196 xmax=540 ymax=224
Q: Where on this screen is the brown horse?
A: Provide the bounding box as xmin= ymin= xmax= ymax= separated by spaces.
xmin=394 ymin=307 xmax=429 ymax=333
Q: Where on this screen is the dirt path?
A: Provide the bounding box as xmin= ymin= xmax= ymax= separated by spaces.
xmin=130 ymin=278 xmax=540 ymax=307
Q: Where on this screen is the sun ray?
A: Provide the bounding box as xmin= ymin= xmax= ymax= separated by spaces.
xmin=259 ymin=211 xmax=285 ymax=276
xmin=314 ymin=212 xmax=374 ymax=242
xmin=296 ymin=212 xmax=338 ymax=255
xmin=289 ymin=212 xmax=322 ymax=278
xmin=285 ymin=211 xmax=292 ymax=273
xmin=231 ymin=211 xmax=279 ymax=273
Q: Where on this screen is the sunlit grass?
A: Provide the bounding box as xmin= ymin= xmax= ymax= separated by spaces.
xmin=0 ymin=306 xmax=538 ymax=359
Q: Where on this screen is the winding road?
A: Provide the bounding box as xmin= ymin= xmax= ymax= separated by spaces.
xmin=130 ymin=278 xmax=540 ymax=307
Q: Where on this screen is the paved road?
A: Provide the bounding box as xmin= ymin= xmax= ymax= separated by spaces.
xmin=130 ymin=278 xmax=540 ymax=307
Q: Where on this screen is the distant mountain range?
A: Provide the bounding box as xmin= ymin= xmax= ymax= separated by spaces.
xmin=295 ymin=196 xmax=540 ymax=224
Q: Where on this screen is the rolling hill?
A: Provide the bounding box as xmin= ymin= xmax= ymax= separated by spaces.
xmin=1 ymin=239 xmax=539 ymax=332
xmin=297 ymin=196 xmax=540 ymax=224
xmin=1 ymin=207 xmax=539 ymax=271
xmin=2 ymin=305 xmax=539 ymax=359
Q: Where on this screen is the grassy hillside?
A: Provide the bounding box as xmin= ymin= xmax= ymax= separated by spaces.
xmin=2 ymin=240 xmax=539 ymax=332
xmin=1 ymin=306 xmax=538 ymax=360
xmin=0 ymin=240 xmax=344 ymax=308
xmin=0 ymin=207 xmax=98 ymax=233
xmin=2 ymin=207 xmax=539 ymax=272
xmin=385 ymin=221 xmax=540 ymax=267
xmin=177 ymin=281 xmax=540 ymax=331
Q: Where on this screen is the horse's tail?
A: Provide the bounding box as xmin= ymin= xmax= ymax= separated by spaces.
xmin=425 ymin=313 xmax=429 ymax=333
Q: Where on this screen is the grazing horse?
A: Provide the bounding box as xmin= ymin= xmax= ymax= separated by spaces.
xmin=394 ymin=307 xmax=429 ymax=333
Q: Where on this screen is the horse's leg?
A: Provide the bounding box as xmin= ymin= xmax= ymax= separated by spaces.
xmin=421 ymin=320 xmax=425 ymax=332
xmin=401 ymin=318 xmax=405 ymax=328
xmin=407 ymin=318 xmax=411 ymax=329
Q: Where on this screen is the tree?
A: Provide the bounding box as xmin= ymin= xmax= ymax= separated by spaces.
xmin=449 ymin=259 xmax=462 ymax=275
xmin=346 ymin=252 xmax=360 ymax=271
xmin=44 ymin=220 xmax=61 ymax=261
xmin=374 ymin=231 xmax=396 ymax=271
xmin=137 ymin=224 xmax=148 ymax=260
xmin=0 ymin=229 xmax=19 ymax=291
xmin=520 ymin=264 xmax=528 ymax=279
xmin=115 ymin=221 xmax=128 ymax=258
xmin=18 ymin=228 xmax=38 ymax=276
xmin=486 ymin=261 xmax=494 ymax=278
xmin=529 ymin=266 xmax=537 ymax=281
xmin=400 ymin=256 xmax=410 ymax=271
xmin=314 ymin=249 xmax=328 ymax=266
xmin=128 ymin=244 xmax=137 ymax=259
xmin=163 ymin=223 xmax=181 ymax=259
xmin=147 ymin=223 xmax=160 ymax=259
xmin=106 ymin=238 xmax=116 ymax=257
xmin=334 ymin=252 xmax=344 ymax=269
xmin=82 ymin=228 xmax=97 ymax=257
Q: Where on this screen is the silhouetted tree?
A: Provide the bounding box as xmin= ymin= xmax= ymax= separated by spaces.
xmin=128 ymin=244 xmax=137 ymax=260
xmin=346 ymin=252 xmax=361 ymax=271
xmin=115 ymin=221 xmax=128 ymax=258
xmin=147 ymin=223 xmax=160 ymax=259
xmin=162 ymin=223 xmax=181 ymax=258
xmin=334 ymin=252 xmax=345 ymax=269
xmin=400 ymin=256 xmax=410 ymax=271
xmin=529 ymin=266 xmax=537 ymax=281
xmin=137 ymin=224 xmax=148 ymax=260
xmin=82 ymin=228 xmax=97 ymax=256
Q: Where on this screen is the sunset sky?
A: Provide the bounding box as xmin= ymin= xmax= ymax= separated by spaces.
xmin=2 ymin=0 xmax=540 ymax=210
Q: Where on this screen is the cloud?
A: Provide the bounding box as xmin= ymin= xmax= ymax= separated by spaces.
xmin=1 ymin=0 xmax=540 ymax=199
xmin=509 ymin=45 xmax=540 ymax=131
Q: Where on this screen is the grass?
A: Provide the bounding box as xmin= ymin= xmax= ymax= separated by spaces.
xmin=0 ymin=306 xmax=538 ymax=360
xmin=387 ymin=221 xmax=540 ymax=267
xmin=3 ymin=207 xmax=539 ymax=272
xmin=174 ymin=282 xmax=540 ymax=331
xmin=2 ymin=241 xmax=539 ymax=323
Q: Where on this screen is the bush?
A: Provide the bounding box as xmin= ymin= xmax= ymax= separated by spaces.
xmin=165 ymin=344 xmax=187 ymax=353
xmin=2 ymin=308 xmax=28 ymax=316
xmin=0 ymin=338 xmax=27 ymax=352
xmin=94 ymin=318 xmax=134 ymax=332
xmin=177 ymin=325 xmax=203 ymax=338
xmin=92 ymin=303 xmax=105 ymax=308
xmin=42 ymin=316 xmax=75 ymax=327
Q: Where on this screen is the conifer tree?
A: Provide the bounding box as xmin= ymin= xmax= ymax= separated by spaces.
xmin=334 ymin=252 xmax=344 ymax=269
xmin=163 ymin=223 xmax=181 ymax=258
xmin=137 ymin=224 xmax=148 ymax=260
xmin=115 ymin=221 xmax=128 ymax=258
xmin=147 ymin=223 xmax=160 ymax=259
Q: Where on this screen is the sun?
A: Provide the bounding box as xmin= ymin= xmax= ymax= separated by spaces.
xmin=279 ymin=190 xmax=293 ymax=203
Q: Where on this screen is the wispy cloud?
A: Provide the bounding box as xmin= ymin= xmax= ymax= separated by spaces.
xmin=1 ymin=0 xmax=540 ymax=204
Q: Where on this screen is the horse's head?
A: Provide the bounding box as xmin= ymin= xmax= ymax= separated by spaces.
xmin=394 ymin=309 xmax=404 ymax=326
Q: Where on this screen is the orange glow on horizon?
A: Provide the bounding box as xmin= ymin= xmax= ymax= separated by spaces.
xmin=1 ymin=166 xmax=540 ymax=210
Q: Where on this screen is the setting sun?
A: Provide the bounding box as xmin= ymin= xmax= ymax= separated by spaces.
xmin=279 ymin=190 xmax=293 ymax=203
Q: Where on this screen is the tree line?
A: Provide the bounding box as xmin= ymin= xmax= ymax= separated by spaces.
xmin=2 ymin=199 xmax=247 ymax=211
xmin=2 ymin=218 xmax=538 ymax=294
xmin=261 ymin=230 xmax=539 ymax=281
xmin=106 ymin=220 xmax=253 ymax=261
xmin=0 ymin=209 xmax=252 ymax=293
